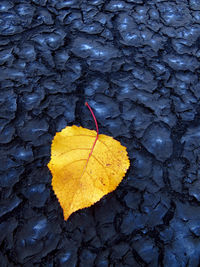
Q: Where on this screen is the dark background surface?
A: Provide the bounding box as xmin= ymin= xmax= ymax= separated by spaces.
xmin=1 ymin=0 xmax=200 ymax=266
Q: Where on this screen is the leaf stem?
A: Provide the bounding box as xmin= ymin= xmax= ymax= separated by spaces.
xmin=85 ymin=102 xmax=99 ymax=164
xmin=85 ymin=102 xmax=99 ymax=136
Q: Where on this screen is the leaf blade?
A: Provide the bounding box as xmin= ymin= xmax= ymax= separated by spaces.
xmin=48 ymin=125 xmax=130 ymax=220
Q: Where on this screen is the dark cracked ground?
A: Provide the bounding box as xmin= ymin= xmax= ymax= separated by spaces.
xmin=1 ymin=0 xmax=200 ymax=266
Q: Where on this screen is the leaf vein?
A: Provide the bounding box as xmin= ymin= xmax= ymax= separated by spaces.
xmin=91 ymin=154 xmax=117 ymax=175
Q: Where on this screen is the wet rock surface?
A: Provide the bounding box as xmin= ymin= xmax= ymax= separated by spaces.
xmin=0 ymin=0 xmax=200 ymax=266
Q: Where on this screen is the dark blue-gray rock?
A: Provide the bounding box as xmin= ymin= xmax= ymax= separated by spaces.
xmin=84 ymin=78 xmax=109 ymax=96
xmin=0 ymin=48 xmax=14 ymax=66
xmin=0 ymin=252 xmax=11 ymax=267
xmin=90 ymin=56 xmax=124 ymax=72
xmin=57 ymin=251 xmax=77 ymax=266
xmin=131 ymin=237 xmax=159 ymax=266
xmin=0 ymin=89 xmax=17 ymax=120
xmin=71 ymin=37 xmax=119 ymax=60
xmin=21 ymin=88 xmax=45 ymax=111
xmin=181 ymin=125 xmax=200 ymax=151
xmin=55 ymin=0 xmax=80 ymax=9
xmin=0 ymin=196 xmax=22 ymax=218
xmin=32 ymin=0 xmax=47 ymax=5
xmin=95 ymin=250 xmax=109 ymax=267
xmin=15 ymin=216 xmax=61 ymax=264
xmin=159 ymin=227 xmax=174 ymax=243
xmin=0 ymin=1 xmax=14 ymax=12
xmin=165 ymin=202 xmax=200 ymax=267
xmin=110 ymin=242 xmax=129 ymax=260
xmin=56 ymin=239 xmax=77 ymax=267
xmin=151 ymin=61 xmax=169 ymax=76
xmin=126 ymin=0 xmax=143 ymax=2
xmin=116 ymin=13 xmax=143 ymax=47
xmin=193 ymin=10 xmax=200 ymax=22
xmin=120 ymin=211 xmax=147 ymax=234
xmin=54 ymin=49 xmax=69 ymax=70
xmin=149 ymin=8 xmax=159 ymax=20
xmin=0 ymin=217 xmax=17 ymax=244
xmin=152 ymin=163 xmax=164 ymax=188
xmin=163 ymin=248 xmax=182 ymax=267
xmin=18 ymin=118 xmax=51 ymax=146
xmin=31 ymin=29 xmax=66 ymax=51
xmin=189 ymin=220 xmax=200 ymax=237
xmin=94 ymin=12 xmax=113 ymax=27
xmin=167 ymin=159 xmax=185 ymax=192
xmin=97 ymin=223 xmax=117 ymax=243
xmin=90 ymin=0 xmax=104 ymax=5
xmin=80 ymin=249 xmax=96 ymax=267
xmin=112 ymin=73 xmax=135 ymax=99
xmin=132 ymin=67 xmax=157 ymax=92
xmin=0 ymin=12 xmax=23 ymax=35
xmin=34 ymin=144 xmax=51 ymax=159
xmin=158 ymin=2 xmax=192 ymax=27
xmin=159 ymin=25 xmax=177 ymax=38
xmin=105 ymin=1 xmax=132 ymax=11
xmin=189 ymin=0 xmax=200 ymax=10
xmin=86 ymin=95 xmax=120 ymax=121
xmin=147 ymin=202 xmax=168 ymax=226
xmin=0 ymin=156 xmax=19 ymax=171
xmin=142 ymin=123 xmax=173 ymax=161
xmin=0 ymin=68 xmax=26 ymax=83
xmin=26 ymin=61 xmax=49 ymax=77
xmin=141 ymin=191 xmax=160 ymax=213
xmin=163 ymin=54 xmax=199 ymax=71
xmin=119 ymin=88 xmax=175 ymax=127
xmin=17 ymin=43 xmax=36 ymax=62
xmin=105 ymin=117 xmax=129 ymax=138
xmin=0 ymin=123 xmax=15 ymax=143
xmin=180 ymin=98 xmax=197 ymax=117
xmin=101 ymin=28 xmax=113 ymax=40
xmin=10 ymin=145 xmax=33 ymax=162
xmin=15 ymin=216 xmax=49 ymax=262
xmin=181 ymin=126 xmax=200 ymax=189
xmin=15 ymin=3 xmax=35 ymax=27
xmin=188 ymin=180 xmax=200 ymax=201
xmin=44 ymin=95 xmax=77 ymax=122
xmin=124 ymin=190 xmax=141 ymax=210
xmin=23 ymin=167 xmax=50 ymax=185
xmin=77 ymin=22 xmax=103 ymax=35
xmin=42 ymin=76 xmax=75 ymax=94
xmin=132 ymin=6 xmax=149 ymax=24
xmin=176 ymin=24 xmax=200 ymax=46
xmin=171 ymin=39 xmax=195 ymax=55
xmin=0 ymin=167 xmax=24 ymax=188
xmin=120 ymin=101 xmax=136 ymax=121
xmin=94 ymin=197 xmax=123 ymax=225
xmin=166 ymin=78 xmax=197 ymax=121
xmin=175 ymin=71 xmax=198 ymax=86
xmin=71 ymin=37 xmax=121 ymax=72
xmin=133 ymin=151 xmax=152 ymax=178
xmin=22 ymin=184 xmax=49 ymax=207
xmin=123 ymin=251 xmax=140 ymax=266
xmin=181 ymin=125 xmax=200 ymax=163
xmin=143 ymin=31 xmax=166 ymax=52
xmin=64 ymin=59 xmax=82 ymax=82
xmin=63 ymin=10 xmax=81 ymax=25
xmin=36 ymin=9 xmax=53 ymax=25
xmin=121 ymin=104 xmax=154 ymax=138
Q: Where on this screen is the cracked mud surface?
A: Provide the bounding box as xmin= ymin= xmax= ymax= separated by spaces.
xmin=1 ymin=0 xmax=200 ymax=266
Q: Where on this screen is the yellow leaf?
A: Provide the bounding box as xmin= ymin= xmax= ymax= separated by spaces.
xmin=48 ymin=125 xmax=130 ymax=221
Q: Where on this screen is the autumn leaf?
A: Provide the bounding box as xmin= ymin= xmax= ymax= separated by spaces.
xmin=48 ymin=102 xmax=130 ymax=220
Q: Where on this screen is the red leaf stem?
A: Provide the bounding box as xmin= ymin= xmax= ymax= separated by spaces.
xmin=85 ymin=102 xmax=99 ymax=166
